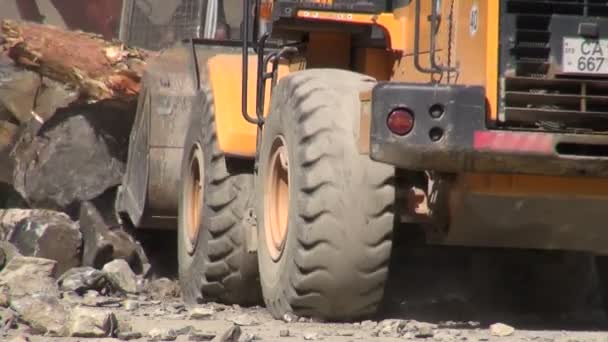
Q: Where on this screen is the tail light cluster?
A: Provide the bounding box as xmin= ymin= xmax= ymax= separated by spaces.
xmin=386 ymin=104 xmax=445 ymax=140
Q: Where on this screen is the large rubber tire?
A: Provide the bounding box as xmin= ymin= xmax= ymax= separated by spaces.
xmin=178 ymin=90 xmax=261 ymax=306
xmin=255 ymin=69 xmax=396 ymax=321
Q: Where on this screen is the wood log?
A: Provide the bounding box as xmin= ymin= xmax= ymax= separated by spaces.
xmin=0 ymin=19 xmax=154 ymax=104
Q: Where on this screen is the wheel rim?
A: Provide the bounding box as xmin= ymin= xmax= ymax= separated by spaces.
xmin=265 ymin=135 xmax=290 ymax=261
xmin=184 ymin=143 xmax=204 ymax=255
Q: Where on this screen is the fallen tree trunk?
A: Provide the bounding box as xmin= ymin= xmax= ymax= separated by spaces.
xmin=1 ymin=19 xmax=152 ymax=107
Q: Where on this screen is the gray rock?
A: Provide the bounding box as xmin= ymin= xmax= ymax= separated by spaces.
xmin=102 ymin=259 xmax=138 ymax=294
xmin=79 ymin=197 xmax=150 ymax=275
xmin=0 ymin=256 xmax=59 ymax=298
xmin=57 ymin=266 xmax=115 ymax=295
xmin=10 ymin=293 xmax=69 ymax=336
xmin=239 ymin=333 xmax=258 ymax=342
xmin=490 ymin=323 xmax=515 ymax=337
xmin=0 ymin=241 xmax=21 ymax=266
xmin=213 ymin=325 xmax=241 ymax=342
xmin=229 ymin=314 xmax=259 ymax=326
xmin=118 ymin=330 xmax=143 ymax=340
xmin=279 ymin=329 xmax=290 ymax=337
xmin=414 ymin=324 xmax=435 ymax=338
xmin=144 ymin=277 xmax=180 ymax=299
xmin=189 ymin=307 xmax=214 ymax=320
xmin=0 ymin=210 xmax=33 ymax=240
xmin=0 ymin=65 xmax=40 ymax=123
xmin=7 ymin=211 xmax=81 ymax=276
xmin=189 ymin=329 xmax=216 ymax=341
xmin=374 ymin=319 xmax=407 ymax=338
xmin=303 ymin=331 xmax=321 ymax=340
xmin=0 ymin=285 xmax=9 ymax=307
xmin=11 ymin=102 xmax=135 ymax=214
xmin=282 ymin=312 xmax=297 ymax=323
xmin=66 ymin=306 xmax=117 ymax=337
xmin=149 ymin=327 xmax=178 ymax=341
xmin=123 ymin=299 xmax=140 ymax=311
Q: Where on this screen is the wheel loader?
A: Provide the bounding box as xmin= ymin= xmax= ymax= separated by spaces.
xmin=115 ymin=0 xmax=608 ymax=320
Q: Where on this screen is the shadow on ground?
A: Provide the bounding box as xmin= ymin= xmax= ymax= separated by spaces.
xmin=379 ymin=227 xmax=608 ymax=332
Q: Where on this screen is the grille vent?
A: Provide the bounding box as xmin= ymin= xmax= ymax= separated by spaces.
xmin=502 ymin=0 xmax=608 ymax=132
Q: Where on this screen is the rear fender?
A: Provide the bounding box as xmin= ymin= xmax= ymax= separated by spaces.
xmin=118 ymin=41 xmax=299 ymax=229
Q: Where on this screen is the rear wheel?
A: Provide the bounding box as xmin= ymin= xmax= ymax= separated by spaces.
xmin=256 ymin=69 xmax=396 ymax=321
xmin=178 ymin=91 xmax=261 ymax=306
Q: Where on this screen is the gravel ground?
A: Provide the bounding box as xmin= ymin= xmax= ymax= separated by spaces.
xmin=2 ymin=247 xmax=608 ymax=342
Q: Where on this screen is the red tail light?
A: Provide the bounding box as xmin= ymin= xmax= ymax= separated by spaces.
xmin=387 ymin=108 xmax=414 ymax=136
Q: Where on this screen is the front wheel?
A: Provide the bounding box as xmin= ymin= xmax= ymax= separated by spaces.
xmin=255 ymin=69 xmax=396 ymax=321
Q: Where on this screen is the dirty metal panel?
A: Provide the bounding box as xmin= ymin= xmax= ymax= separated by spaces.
xmin=437 ymin=191 xmax=608 ymax=256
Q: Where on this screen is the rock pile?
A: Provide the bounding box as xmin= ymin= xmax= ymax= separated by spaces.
xmin=0 ymin=254 xmax=179 ymax=339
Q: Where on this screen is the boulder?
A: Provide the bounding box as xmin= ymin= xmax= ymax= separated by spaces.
xmin=11 ymin=100 xmax=136 ymax=215
xmin=102 ymin=259 xmax=138 ymax=294
xmin=10 ymin=293 xmax=69 ymax=336
xmin=0 ymin=256 xmax=59 ymax=298
xmin=7 ymin=210 xmax=81 ymax=276
xmin=66 ymin=306 xmax=117 ymax=338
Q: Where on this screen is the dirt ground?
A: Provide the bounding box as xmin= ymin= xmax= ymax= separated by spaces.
xmin=2 ymin=246 xmax=608 ymax=342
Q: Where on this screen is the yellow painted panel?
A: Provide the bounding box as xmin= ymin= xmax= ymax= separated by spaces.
xmin=207 ymin=54 xmax=292 ymax=157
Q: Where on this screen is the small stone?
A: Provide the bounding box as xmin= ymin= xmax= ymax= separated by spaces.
xmin=57 ymin=267 xmax=113 ymax=294
xmin=144 ymin=277 xmax=180 ymax=299
xmin=303 ymin=331 xmax=321 ymax=340
xmin=229 ymin=313 xmax=259 ymax=326
xmin=337 ymin=331 xmax=354 ymax=337
xmin=149 ymin=327 xmax=178 ymax=341
xmin=434 ymin=331 xmax=457 ymax=342
xmin=279 ymin=329 xmax=290 ymax=337
xmin=82 ymin=295 xmax=122 ymax=307
xmin=282 ymin=312 xmax=297 ymax=323
xmin=124 ymin=299 xmax=139 ymax=311
xmin=239 ymin=332 xmax=258 ymax=342
xmin=190 ymin=307 xmax=214 ymax=320
xmin=118 ymin=330 xmax=143 ymax=340
xmin=0 ymin=285 xmax=9 ymax=307
xmin=415 ymin=325 xmax=435 ymax=338
xmin=361 ymin=320 xmax=377 ymax=329
xmin=175 ymin=325 xmax=195 ymax=335
xmin=490 ymin=323 xmax=515 ymax=337
xmin=10 ymin=293 xmax=69 ymax=336
xmin=214 ymin=325 xmax=241 ymax=342
xmin=102 ymin=259 xmax=139 ymax=294
xmin=189 ymin=329 xmax=216 ymax=341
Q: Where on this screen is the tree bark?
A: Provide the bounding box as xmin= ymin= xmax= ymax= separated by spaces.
xmin=1 ymin=19 xmax=153 ymax=104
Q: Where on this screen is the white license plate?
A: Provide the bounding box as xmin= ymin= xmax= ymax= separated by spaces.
xmin=563 ymin=37 xmax=608 ymax=75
